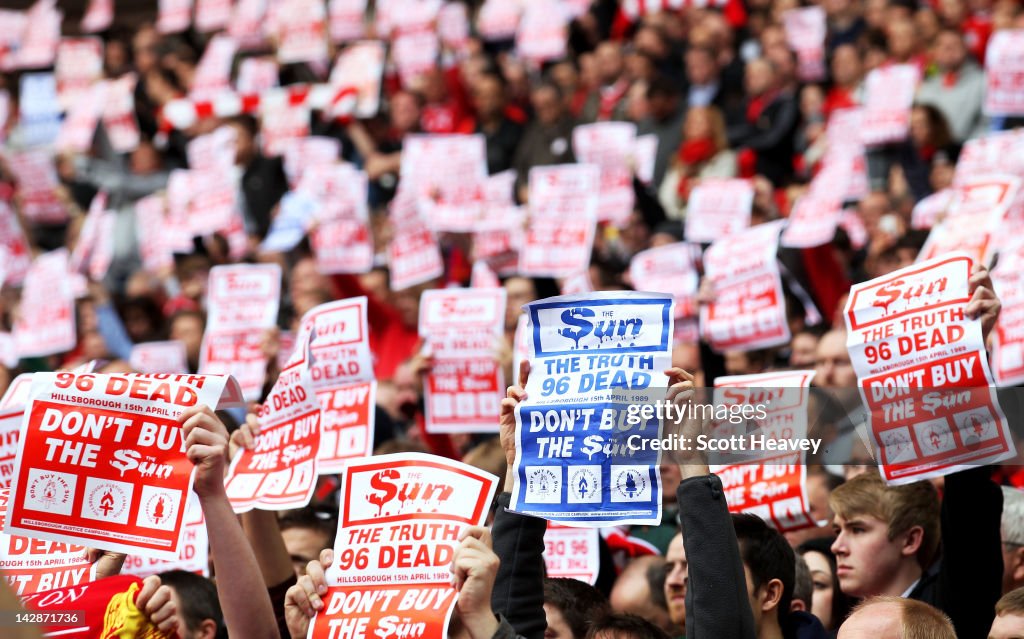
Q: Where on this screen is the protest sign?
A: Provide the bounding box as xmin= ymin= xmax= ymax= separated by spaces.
xmin=0 ymin=202 xmax=30 ymax=287
xmin=912 ymin=188 xmax=953 ymax=230
xmin=224 ymin=327 xmax=322 ymax=512
xmin=4 ymin=148 xmax=65 ymax=224
xmin=471 ymin=260 xmax=501 ymax=289
xmin=992 ymin=240 xmax=1024 ymax=386
xmin=312 ymin=216 xmax=374 ymax=275
xmin=191 ymin=34 xmax=237 ymax=100
xmin=236 ymin=57 xmax=279 ymax=94
xmin=195 ymin=0 xmax=232 ymax=32
xmin=419 ymin=289 xmax=507 ymax=434
xmin=283 ymin=137 xmax=341 ymax=187
xmin=955 ymin=130 xmax=1024 ymax=185
xmin=103 ymin=74 xmax=141 ymax=153
xmin=4 ymin=372 xmax=242 ymax=558
xmin=297 ymin=298 xmax=376 ymax=473
xmin=328 ymin=0 xmax=367 ymax=42
xmin=309 ymin=453 xmax=498 ymax=639
xmin=121 ymin=494 xmax=208 ymax=578
xmin=273 ymin=0 xmax=329 ymax=64
xmin=81 ymin=0 xmax=113 ymax=33
xmin=634 ymin=134 xmax=658 ymax=186
xmin=918 ymin=174 xmax=1021 ymax=265
xmin=199 ymin=264 xmax=282 ymax=401
xmin=543 ymin=523 xmax=600 ymax=584
xmin=14 ymin=250 xmax=76 ymax=358
xmin=392 ymin=28 xmax=440 ymax=88
xmin=782 ymin=7 xmax=826 ymax=81
xmin=230 ymin=0 xmax=268 ymax=50
xmin=135 ymin=194 xmax=176 ymax=274
xmin=0 ymin=409 xmax=19 ymax=489
xmin=260 ymin=99 xmax=311 ymax=157
xmin=329 ymin=41 xmax=385 ymax=118
xmin=131 ymin=341 xmax=189 ymax=375
xmin=438 ymin=2 xmax=470 ymax=51
xmin=572 ymin=122 xmax=636 ymax=225
xmin=984 ymin=29 xmax=1024 ymax=116
xmin=844 ymin=253 xmax=1015 ymax=484
xmin=709 ymin=370 xmax=817 ymax=532
xmin=0 ymin=374 xmax=33 ymax=411
xmin=388 ymin=222 xmax=445 ymax=291
xmin=478 ymin=0 xmax=521 ymax=40
xmin=861 ymin=64 xmax=919 ymax=146
xmin=402 ymin=134 xmax=488 ymax=232
xmin=561 ymin=272 xmax=594 ymax=296
xmin=628 ymin=243 xmax=700 ymax=319
xmin=516 ymin=2 xmax=568 ymax=64
xmin=0 ymin=489 xmax=95 ymax=596
xmin=780 ymin=196 xmax=844 ymax=248
xmin=158 ymin=0 xmax=193 ymax=33
xmin=56 ymin=80 xmax=107 ymax=153
xmin=70 ymin=191 xmax=108 ymax=275
xmin=700 ymin=221 xmax=790 ymax=352
xmin=55 ymin=38 xmax=103 ymax=112
xmin=519 ymin=165 xmax=599 ymax=278
xmin=510 ymin=291 xmax=674 ymax=526
xmin=684 ymin=178 xmax=754 ymax=243
xmin=15 ymin=0 xmax=60 ymax=70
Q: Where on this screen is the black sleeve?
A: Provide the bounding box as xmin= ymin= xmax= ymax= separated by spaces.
xmin=677 ymin=475 xmax=757 ymax=639
xmin=268 ymin=573 xmax=298 ymax=639
xmin=490 ymin=492 xmax=547 ymax=639
xmin=938 ymin=466 xmax=1003 ymax=639
xmin=741 ymin=98 xmax=800 ymax=152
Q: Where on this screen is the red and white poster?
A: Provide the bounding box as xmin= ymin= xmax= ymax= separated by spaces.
xmin=782 ymin=7 xmax=826 ymax=81
xmin=0 ymin=374 xmax=34 ymax=411
xmin=309 ymin=453 xmax=498 ymax=639
xmin=700 ymin=221 xmax=790 ymax=352
xmin=519 ymin=164 xmax=599 ymax=278
xmin=918 ymin=174 xmax=1021 ymax=265
xmin=236 ymin=57 xmax=279 ymax=94
xmin=260 ymin=99 xmax=311 ymax=157
xmin=572 ymin=122 xmax=636 ymax=226
xmin=0 ymin=202 xmax=30 ymax=287
xmin=780 ymin=196 xmax=844 ymax=248
xmin=844 ymin=253 xmax=1015 ymax=484
xmin=55 ymin=38 xmax=103 ymax=112
xmin=912 ymin=188 xmax=953 ymax=230
xmin=194 ymin=0 xmax=232 ymax=32
xmin=419 ymin=289 xmax=506 ymax=434
xmin=283 ymin=137 xmax=341 ymax=187
xmin=190 ymin=34 xmax=237 ymax=100
xmin=224 ymin=338 xmax=322 ymax=512
xmin=634 ymin=134 xmax=658 ymax=186
xmin=330 ymin=41 xmax=386 ymax=118
xmin=328 ymin=0 xmax=368 ymax=42
xmin=477 ymin=0 xmax=521 ymax=41
xmin=14 ymin=250 xmax=76 ymax=358
xmin=55 ymin=80 xmax=106 ymax=153
xmin=402 ymin=134 xmax=488 ymax=232
xmin=121 ymin=494 xmax=208 ymax=578
xmin=992 ymin=239 xmax=1024 ymax=386
xmin=158 ymin=0 xmax=194 ymax=34
xmin=955 ymin=130 xmax=1024 ymax=185
xmin=4 ymin=150 xmax=66 ymax=224
xmin=710 ymin=370 xmax=817 ymax=532
xmin=392 ymin=29 xmax=440 ymax=88
xmin=684 ymin=179 xmax=754 ymax=244
xmin=984 ymin=29 xmax=1024 ymax=116
xmin=81 ymin=0 xmax=113 ymax=33
xmin=543 ymin=523 xmax=599 ymax=584
xmin=471 ymin=260 xmax=501 ymax=289
xmin=135 ymin=194 xmax=176 ymax=274
xmin=131 ymin=341 xmax=189 ymax=375
xmin=15 ymin=0 xmax=61 ymax=70
xmin=861 ymin=64 xmax=919 ymax=146
xmin=4 ymin=372 xmax=242 ymax=558
xmin=273 ymin=0 xmax=329 ymax=64
xmin=312 ymin=217 xmax=373 ymax=275
xmin=297 ymin=298 xmax=376 ymax=473
xmin=103 ymin=74 xmax=141 ymax=153
xmin=388 ymin=222 xmax=445 ymax=291
xmin=199 ymin=264 xmax=282 ymax=402
xmin=0 ymin=489 xmax=96 ymax=596
xmin=229 ymin=0 xmax=268 ymax=50
xmin=438 ymin=2 xmax=470 ymax=51
xmin=516 ymin=2 xmax=568 ymax=65
xmin=629 ymin=242 xmax=701 ymax=319
xmin=0 ymin=409 xmax=19 ymax=489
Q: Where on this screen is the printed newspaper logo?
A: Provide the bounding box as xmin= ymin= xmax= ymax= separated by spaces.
xmin=556 ymin=307 xmax=644 ymax=350
xmin=568 ymin=467 xmax=601 ymax=504
xmin=25 ymin=470 xmax=74 ymax=515
xmin=525 ymin=467 xmax=561 ymax=504
xmin=365 ymin=469 xmax=455 ymax=517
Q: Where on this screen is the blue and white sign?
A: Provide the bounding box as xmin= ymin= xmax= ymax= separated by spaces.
xmin=510 ymin=292 xmax=674 ymax=526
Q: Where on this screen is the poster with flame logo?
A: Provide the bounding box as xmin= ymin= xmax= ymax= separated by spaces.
xmin=844 ymin=253 xmax=1014 ymax=484
xmin=309 ymin=453 xmax=498 ymax=639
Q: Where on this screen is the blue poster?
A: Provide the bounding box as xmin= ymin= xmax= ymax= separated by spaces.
xmin=510 ymin=292 xmax=674 ymax=526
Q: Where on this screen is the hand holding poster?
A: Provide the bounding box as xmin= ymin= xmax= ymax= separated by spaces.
xmin=510 ymin=292 xmax=674 ymax=526
xmin=309 ymin=453 xmax=498 ymax=639
xmin=419 ymin=288 xmax=507 ymax=434
xmin=4 ymin=372 xmax=242 ymax=558
xmin=844 ymin=253 xmax=1014 ymax=484
xmin=700 ymin=221 xmax=790 ymax=352
xmin=684 ymin=179 xmax=754 ymax=244
xmin=199 ymin=264 xmax=282 ymax=401
xmin=709 ymin=370 xmax=817 ymax=532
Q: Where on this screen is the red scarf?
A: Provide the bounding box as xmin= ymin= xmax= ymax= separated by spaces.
xmin=598 ymin=79 xmax=631 ymax=121
xmin=675 ymin=138 xmax=717 ymax=198
xmin=746 ymin=89 xmax=779 ymax=124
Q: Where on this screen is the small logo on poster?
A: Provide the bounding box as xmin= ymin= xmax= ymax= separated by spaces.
xmin=25 ymin=469 xmax=75 ymax=515
xmin=136 ymin=485 xmax=181 ymax=532
xmin=83 ymin=477 xmax=132 ymax=524
xmin=610 ymin=465 xmax=652 ymax=502
xmin=568 ymin=466 xmax=601 ymax=504
xmin=615 ymin=469 xmax=645 ymax=499
xmin=525 ymin=467 xmax=561 ymax=504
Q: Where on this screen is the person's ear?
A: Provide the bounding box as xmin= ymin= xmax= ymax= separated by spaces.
xmin=1012 ymin=547 xmax=1024 ymax=586
xmin=899 ymin=525 xmax=925 ymax=558
xmin=761 ymin=578 xmax=784 ymax=613
xmin=199 ymin=618 xmax=218 ymax=639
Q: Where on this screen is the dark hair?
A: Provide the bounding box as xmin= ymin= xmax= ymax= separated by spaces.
xmin=646 ymin=74 xmax=681 ymax=100
xmin=278 ymin=506 xmax=339 ymax=541
xmin=158 ymin=570 xmax=226 ymax=639
xmin=733 ymin=513 xmax=795 ymax=626
xmin=545 ymin=578 xmax=610 ymax=639
xmin=911 ymin=103 xmax=954 ymax=149
xmin=585 ymin=613 xmax=672 ymax=639
xmin=798 ymin=537 xmax=856 ymax=629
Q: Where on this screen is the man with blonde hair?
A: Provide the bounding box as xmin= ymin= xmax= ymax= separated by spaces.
xmin=829 ymin=468 xmax=1002 ymax=638
xmin=990 ymin=587 xmax=1024 ymax=638
xmin=838 ymin=596 xmax=955 ymax=638
xmin=1001 ymin=486 xmax=1024 ymax=594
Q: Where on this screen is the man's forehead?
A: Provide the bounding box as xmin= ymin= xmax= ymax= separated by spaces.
xmin=834 ymin=512 xmax=885 ymax=526
xmin=666 ymin=534 xmax=686 ymax=560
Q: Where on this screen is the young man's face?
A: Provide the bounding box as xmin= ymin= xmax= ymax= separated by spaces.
xmin=664 ymin=534 xmax=687 ymax=627
xmin=831 ymin=513 xmax=907 ymax=597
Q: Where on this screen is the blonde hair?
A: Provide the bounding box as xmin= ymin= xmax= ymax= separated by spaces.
xmin=684 ymin=106 xmax=729 ymax=152
xmin=829 ymin=471 xmax=940 ymax=568
xmin=848 ymin=596 xmax=955 ymax=639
